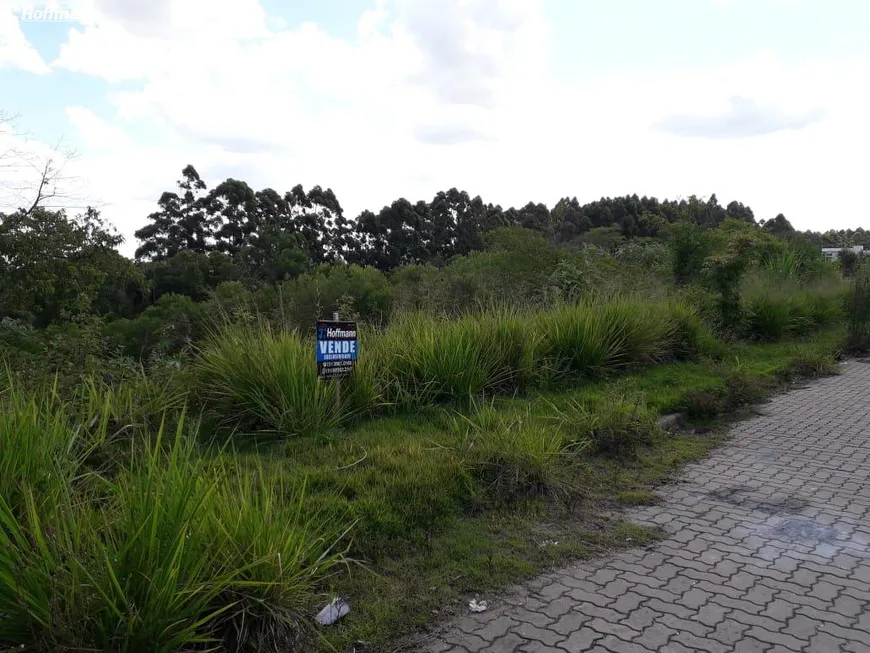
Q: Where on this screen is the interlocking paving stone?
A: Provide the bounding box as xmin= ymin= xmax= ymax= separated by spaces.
xmin=415 ymin=362 xmax=870 ymax=652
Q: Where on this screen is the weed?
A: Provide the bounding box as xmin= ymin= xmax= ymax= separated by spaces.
xmin=681 ymin=389 xmax=728 ymax=421
xmin=780 ymin=346 xmax=840 ymax=380
xmin=721 ymin=362 xmax=771 ymax=409
xmin=616 ymin=490 xmax=659 ymax=506
xmin=548 ymin=394 xmax=659 ymax=458
xmin=450 ymin=402 xmax=574 ymax=504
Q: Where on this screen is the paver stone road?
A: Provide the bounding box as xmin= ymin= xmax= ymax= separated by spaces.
xmin=418 ymin=362 xmax=870 ymax=653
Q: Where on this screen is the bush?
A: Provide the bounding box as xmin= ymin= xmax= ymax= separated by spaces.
xmin=434 ymin=228 xmax=565 ymax=312
xmin=103 ymin=293 xmax=209 ymax=360
xmin=0 ymin=318 xmax=109 ymax=393
xmin=270 ymin=264 xmax=393 ymax=332
xmin=668 ymin=222 xmax=715 ymax=284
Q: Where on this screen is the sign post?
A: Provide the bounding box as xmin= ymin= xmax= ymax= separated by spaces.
xmin=316 ymin=315 xmax=358 ymax=382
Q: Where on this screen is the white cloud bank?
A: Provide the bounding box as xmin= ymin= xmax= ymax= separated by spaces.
xmin=2 ymin=0 xmax=869 ymax=254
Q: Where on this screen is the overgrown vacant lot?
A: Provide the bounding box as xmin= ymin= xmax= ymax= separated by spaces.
xmin=4 ymin=206 xmax=870 ymax=651
xmin=0 ymin=297 xmax=850 ymax=652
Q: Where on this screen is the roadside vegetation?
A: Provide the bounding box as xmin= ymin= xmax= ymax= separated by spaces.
xmin=3 ymin=168 xmax=870 ymax=651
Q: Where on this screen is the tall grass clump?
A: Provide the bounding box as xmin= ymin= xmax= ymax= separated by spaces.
xmin=846 ymin=268 xmax=870 ymax=352
xmin=205 ymin=460 xmax=351 ymax=650
xmin=0 ymin=405 xmax=350 ymax=652
xmin=536 ymin=298 xmax=684 ymax=380
xmin=0 ymin=380 xmax=109 ymax=513
xmin=547 ymin=393 xmax=659 ymax=458
xmin=373 ymin=310 xmax=537 ymax=408
xmin=78 ymin=365 xmax=188 ymax=434
xmin=197 ymin=322 xmax=375 ymax=437
xmin=449 ymin=399 xmax=573 ymax=503
xmin=741 ymin=274 xmax=846 ymax=341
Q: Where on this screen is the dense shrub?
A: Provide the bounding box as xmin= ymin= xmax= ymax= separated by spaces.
xmin=0 ymin=318 xmax=109 ymax=393
xmin=102 ymin=293 xmax=209 ymax=359
xmin=270 ymin=264 xmax=393 ymax=331
xmin=433 ymin=228 xmax=566 ymax=312
xmin=668 ymin=222 xmax=716 ymax=284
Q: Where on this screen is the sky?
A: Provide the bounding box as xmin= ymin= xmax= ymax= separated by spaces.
xmin=1 ymin=0 xmax=868 ymax=255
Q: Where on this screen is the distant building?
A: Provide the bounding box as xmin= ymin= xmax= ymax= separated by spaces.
xmin=822 ymin=245 xmax=864 ymax=262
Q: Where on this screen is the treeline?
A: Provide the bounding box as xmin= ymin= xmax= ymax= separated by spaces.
xmin=133 ymin=165 xmax=759 ymax=272
xmin=0 ymin=162 xmax=865 ymax=333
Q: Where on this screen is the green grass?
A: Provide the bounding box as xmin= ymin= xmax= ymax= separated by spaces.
xmin=846 ymin=269 xmax=870 ymax=352
xmin=0 ymin=297 xmax=847 ymax=651
xmin=284 ymin=330 xmax=842 ymax=652
xmin=0 ymin=394 xmax=350 ymax=652
xmin=741 ymin=275 xmax=846 ymax=342
xmin=195 ymin=299 xmax=716 ymax=439
xmin=196 ymin=322 xmax=375 ymax=437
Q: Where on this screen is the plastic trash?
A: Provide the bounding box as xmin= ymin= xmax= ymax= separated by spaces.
xmin=316 ymin=597 xmax=350 ymax=626
xmin=468 ymin=599 xmax=488 ymax=613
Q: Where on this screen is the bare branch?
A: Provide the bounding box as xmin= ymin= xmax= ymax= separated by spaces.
xmin=0 ymin=113 xmax=87 ymax=214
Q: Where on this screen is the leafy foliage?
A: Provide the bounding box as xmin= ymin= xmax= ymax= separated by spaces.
xmin=0 ymin=207 xmax=134 ymax=325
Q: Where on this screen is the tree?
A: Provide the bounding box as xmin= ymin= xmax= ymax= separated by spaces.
xmin=703 ymin=224 xmax=768 ymax=329
xmin=1 ymin=111 xmax=84 ymax=216
xmin=0 ymin=207 xmax=123 ymax=325
xmin=427 ymin=188 xmax=492 ymax=260
xmin=143 ymin=250 xmax=242 ymax=302
xmin=285 ymin=184 xmax=346 ymax=264
xmin=354 ymin=199 xmax=431 ymax=270
xmin=551 ymin=197 xmax=591 ymax=242
xmin=761 ymin=213 xmax=795 ymax=237
xmin=238 ymin=227 xmax=308 ymax=285
xmin=840 ymin=249 xmax=861 ymax=278
xmin=515 ymin=201 xmax=550 ymax=233
xmin=135 ymin=165 xmax=211 ymax=260
xmin=725 ymin=200 xmax=755 ymax=224
xmin=206 ymin=178 xmax=258 ymax=255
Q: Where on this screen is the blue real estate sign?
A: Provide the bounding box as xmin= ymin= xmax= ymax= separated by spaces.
xmin=316 ymin=320 xmax=358 ymax=380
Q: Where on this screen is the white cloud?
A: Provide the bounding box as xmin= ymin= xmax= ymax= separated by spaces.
xmin=0 ymin=6 xmax=50 ymax=73
xmin=4 ymin=0 xmax=869 ymax=255
xmin=65 ymin=106 xmax=131 ymax=148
